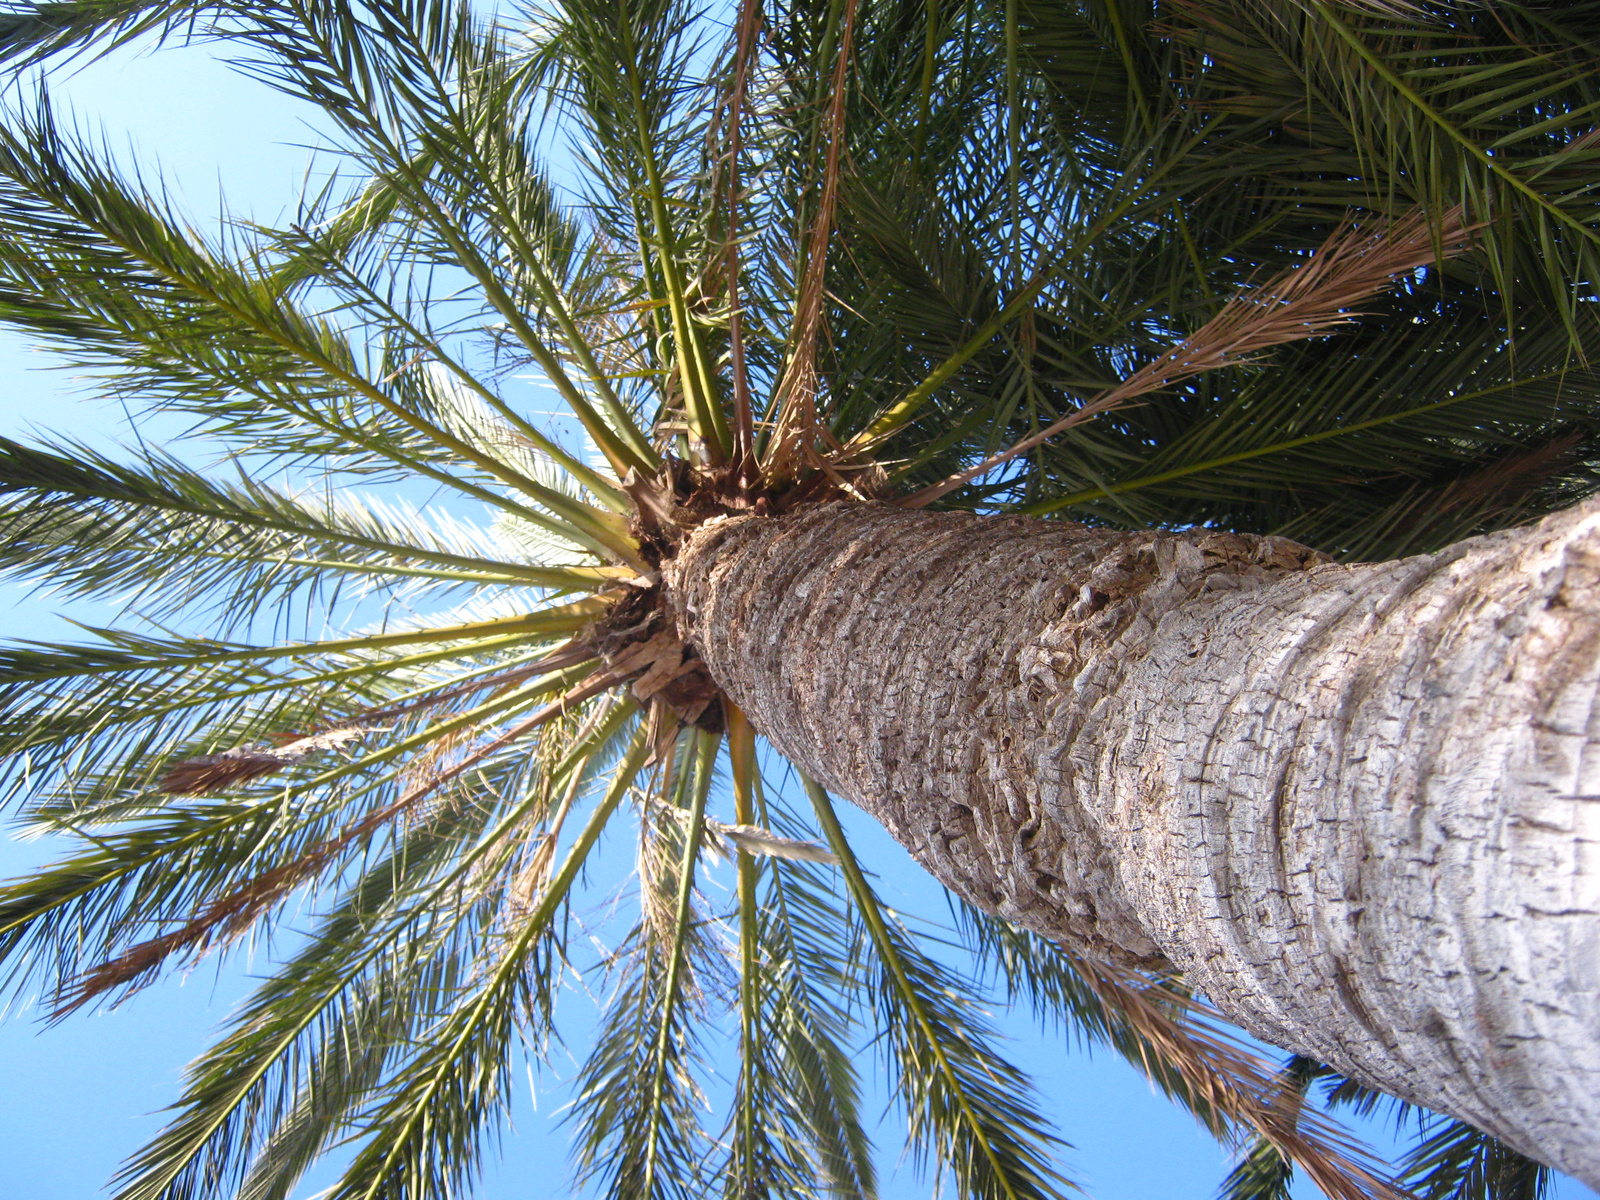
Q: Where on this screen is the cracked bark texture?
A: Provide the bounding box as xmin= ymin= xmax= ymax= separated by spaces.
xmin=667 ymin=500 xmax=1600 ymax=1187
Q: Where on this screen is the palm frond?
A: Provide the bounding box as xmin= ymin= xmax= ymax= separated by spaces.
xmin=571 ymin=726 xmax=720 ymax=1200
xmin=954 ymin=907 xmax=1407 ymax=1200
xmin=232 ymin=0 xmax=662 ymax=477
xmin=103 ymin=709 xmax=644 ymax=1200
xmin=733 ymin=766 xmax=877 ymax=1200
xmin=0 ymin=0 xmax=219 ymax=66
xmin=808 ymin=776 xmax=1072 ymax=1200
xmin=321 ymin=722 xmax=651 ymax=1200
xmin=904 ymin=205 xmax=1479 ymax=506
xmin=0 ymin=666 xmax=598 ymax=1011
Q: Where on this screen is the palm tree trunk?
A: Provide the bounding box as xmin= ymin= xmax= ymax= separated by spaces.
xmin=668 ymin=499 xmax=1600 ymax=1186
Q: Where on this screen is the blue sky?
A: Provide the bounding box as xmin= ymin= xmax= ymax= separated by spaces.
xmin=0 ymin=24 xmax=1590 ymax=1200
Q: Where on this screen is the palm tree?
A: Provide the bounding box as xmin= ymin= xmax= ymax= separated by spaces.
xmin=0 ymin=0 xmax=1598 ymax=1198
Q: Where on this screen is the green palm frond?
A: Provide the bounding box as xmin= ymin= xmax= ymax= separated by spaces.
xmin=321 ymin=723 xmax=650 ymax=1200
xmin=0 ymin=437 xmax=620 ymax=617
xmin=725 ymin=862 xmax=878 ymax=1200
xmin=572 ymin=729 xmax=719 ymax=1200
xmin=722 ymin=718 xmax=876 ymax=1200
xmin=1396 ymin=1120 xmax=1553 ymax=1200
xmin=1015 ymin=291 xmax=1600 ymax=556
xmin=235 ymin=0 xmax=662 ymax=475
xmin=809 ymin=778 xmax=1071 ymax=1200
xmin=0 ymin=0 xmax=221 ymax=66
xmin=101 ymin=706 xmax=643 ymax=1200
xmin=0 ymin=669 xmax=604 ymax=1007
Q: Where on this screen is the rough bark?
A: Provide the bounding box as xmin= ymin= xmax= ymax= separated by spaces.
xmin=666 ymin=499 xmax=1600 ymax=1187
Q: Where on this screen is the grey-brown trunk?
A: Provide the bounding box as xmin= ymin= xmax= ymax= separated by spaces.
xmin=667 ymin=500 xmax=1600 ymax=1186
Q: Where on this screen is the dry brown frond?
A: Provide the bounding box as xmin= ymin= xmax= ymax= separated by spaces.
xmin=1372 ymin=430 xmax=1587 ymax=549
xmin=1067 ymin=952 xmax=1411 ymax=1200
xmin=156 ymin=747 xmax=293 ymax=795
xmin=396 ymin=724 xmax=480 ymax=833
xmin=481 ymin=697 xmax=624 ymax=920
xmin=637 ymin=806 xmax=678 ymax=951
xmin=158 ymin=727 xmax=383 ymax=795
xmin=635 ymin=713 xmax=701 ymax=951
xmin=902 ymin=206 xmax=1477 ymax=508
xmin=55 ymin=837 xmax=351 ymax=1017
xmin=503 ymin=757 xmax=590 ymax=919
xmin=1432 ymin=430 xmax=1585 ymax=517
xmin=642 ymin=702 xmax=681 ymax=773
xmin=762 ymin=0 xmax=860 ymax=483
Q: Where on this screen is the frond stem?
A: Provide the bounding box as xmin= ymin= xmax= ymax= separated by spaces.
xmin=727 ymin=705 xmax=761 ymax=1185
xmin=641 ymin=728 xmax=717 ymax=1197
xmin=10 ymin=597 xmax=611 ymax=683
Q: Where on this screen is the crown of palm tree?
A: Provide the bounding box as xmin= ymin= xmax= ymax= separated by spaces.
xmin=1 ymin=1 xmax=1598 ymax=1198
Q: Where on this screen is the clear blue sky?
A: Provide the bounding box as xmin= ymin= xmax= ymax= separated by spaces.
xmin=0 ymin=26 xmax=1590 ymax=1200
